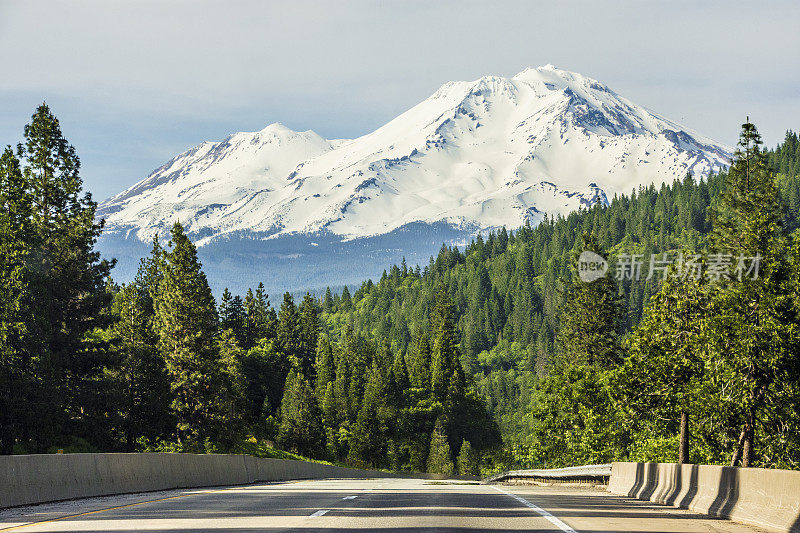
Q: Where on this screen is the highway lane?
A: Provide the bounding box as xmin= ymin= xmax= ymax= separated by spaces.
xmin=0 ymin=478 xmax=768 ymax=532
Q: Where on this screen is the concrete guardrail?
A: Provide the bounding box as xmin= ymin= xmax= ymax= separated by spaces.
xmin=0 ymin=452 xmax=479 ymax=509
xmin=484 ymin=463 xmax=611 ymax=484
xmin=609 ymin=462 xmax=800 ymax=532
xmin=0 ymin=453 xmax=402 ymax=509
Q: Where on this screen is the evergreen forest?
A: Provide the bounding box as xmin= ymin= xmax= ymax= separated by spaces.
xmin=2 ymin=104 xmax=800 ymax=473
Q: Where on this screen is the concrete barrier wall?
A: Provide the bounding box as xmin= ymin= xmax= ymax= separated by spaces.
xmin=609 ymin=462 xmax=800 ymax=532
xmin=0 ymin=453 xmax=402 ymax=509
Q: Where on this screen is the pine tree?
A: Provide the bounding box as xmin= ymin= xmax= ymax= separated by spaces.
xmin=348 ymin=362 xmax=388 ymax=467
xmin=385 ymin=348 xmax=412 ymax=467
xmin=299 ymin=293 xmax=320 ymax=379
xmin=219 ymin=288 xmax=234 ymax=328
xmin=153 ymin=222 xmax=224 ymax=447
xmin=427 ymin=417 xmax=454 ymax=475
xmin=321 ymin=381 xmax=342 ymax=459
xmin=410 ymin=333 xmax=432 ymax=390
xmin=242 ymin=288 xmax=257 ymax=349
xmin=314 ymin=335 xmax=336 ymax=403
xmin=110 ymin=256 xmax=173 ymax=450
xmin=390 ymin=348 xmax=410 ymax=394
xmin=711 ymin=122 xmax=782 ymax=254
xmin=277 ymin=292 xmax=301 ymax=365
xmin=708 ymin=121 xmax=796 ymax=467
xmin=229 ymin=296 xmax=245 ymax=341
xmin=215 ymin=329 xmax=247 ymax=447
xmin=219 ymin=288 xmax=245 ymax=344
xmin=340 ymin=285 xmax=353 ymax=311
xmin=141 ymin=235 xmax=165 ymax=303
xmin=334 ymin=331 xmax=354 ymax=422
xmin=430 ymin=288 xmax=462 ymax=400
xmin=344 ymin=329 xmax=371 ymax=419
xmin=243 ymin=283 xmax=273 ymax=348
xmin=323 ymin=287 xmax=334 ymax=314
xmin=278 ymin=369 xmax=324 ymax=457
xmin=555 ymin=233 xmax=622 ymax=369
xmin=457 ymin=440 xmax=479 ymax=476
xmin=16 ymin=104 xmax=114 ymax=449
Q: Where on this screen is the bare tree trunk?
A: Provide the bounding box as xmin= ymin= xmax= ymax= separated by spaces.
xmin=742 ymin=409 xmax=755 ymax=467
xmin=678 ymin=411 xmax=690 ymax=464
xmin=730 ymin=425 xmax=746 ymax=467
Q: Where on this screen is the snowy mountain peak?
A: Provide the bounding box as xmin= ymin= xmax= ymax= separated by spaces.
xmin=260 ymin=122 xmax=291 ymax=132
xmin=513 ymin=64 xmax=606 ymax=92
xmin=99 ymin=66 xmax=731 ymax=246
xmin=256 ymin=122 xmax=324 ymax=141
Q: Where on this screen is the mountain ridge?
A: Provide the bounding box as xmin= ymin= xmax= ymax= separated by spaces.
xmin=97 ymin=65 xmax=732 ymax=293
xmin=99 ymin=65 xmax=731 ymax=246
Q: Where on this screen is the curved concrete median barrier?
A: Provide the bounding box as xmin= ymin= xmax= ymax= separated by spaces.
xmin=608 ymin=461 xmax=800 ymax=532
xmin=0 ymin=453 xmax=397 ymax=509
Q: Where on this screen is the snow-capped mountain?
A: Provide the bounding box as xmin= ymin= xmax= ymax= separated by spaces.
xmin=99 ymin=123 xmax=341 ymax=240
xmin=98 ymin=65 xmax=731 ymax=293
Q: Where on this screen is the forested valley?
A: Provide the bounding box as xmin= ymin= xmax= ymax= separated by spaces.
xmin=2 ymin=104 xmax=800 ymax=473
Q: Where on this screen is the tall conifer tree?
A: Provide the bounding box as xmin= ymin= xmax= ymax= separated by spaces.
xmin=110 ymin=244 xmax=173 ymax=449
xmin=427 ymin=417 xmax=454 ymax=475
xmin=348 ymin=362 xmax=388 ymax=467
xmin=556 ymin=233 xmax=622 ymax=369
xmin=709 ymin=121 xmax=796 ymax=467
xmin=430 ymin=288 xmax=462 ymax=400
xmin=16 ymin=104 xmax=113 ymax=448
xmin=299 ymin=293 xmax=320 ymax=379
xmin=278 ymin=369 xmax=324 ymax=457
xmin=277 ymin=293 xmax=301 ymax=365
xmin=153 ymin=222 xmax=223 ymax=446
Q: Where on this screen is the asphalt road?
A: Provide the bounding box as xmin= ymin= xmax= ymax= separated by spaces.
xmin=0 ymin=478 xmax=768 ymax=532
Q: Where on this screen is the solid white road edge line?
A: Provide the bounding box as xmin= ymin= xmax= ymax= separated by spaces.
xmin=309 ymin=509 xmax=330 ymax=518
xmin=491 ymin=486 xmax=578 ymax=533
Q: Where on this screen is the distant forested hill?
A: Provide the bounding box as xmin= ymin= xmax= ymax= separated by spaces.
xmin=318 ymin=130 xmax=800 ymax=448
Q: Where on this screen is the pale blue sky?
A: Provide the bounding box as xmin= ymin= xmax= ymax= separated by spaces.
xmin=1 ymin=0 xmax=798 ymax=200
